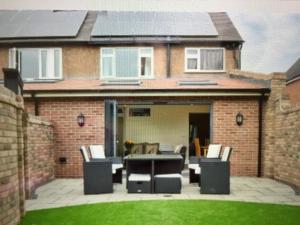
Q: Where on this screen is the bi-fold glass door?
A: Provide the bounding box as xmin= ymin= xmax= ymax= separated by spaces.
xmin=104 ymin=100 xmax=118 ymax=157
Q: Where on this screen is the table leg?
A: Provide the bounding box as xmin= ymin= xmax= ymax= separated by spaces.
xmin=151 ymin=160 xmax=154 ymax=193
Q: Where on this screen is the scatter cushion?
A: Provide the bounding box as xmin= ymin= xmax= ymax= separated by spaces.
xmin=222 ymin=147 xmax=232 ymax=162
xmin=130 ymin=143 xmax=144 ymax=154
xmin=145 ymin=143 xmax=159 ymax=154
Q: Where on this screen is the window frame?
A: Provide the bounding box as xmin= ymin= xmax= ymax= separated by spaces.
xmin=184 ymin=47 xmax=225 ymax=73
xmin=100 ymin=47 xmax=154 ymax=79
xmin=9 ymin=47 xmax=63 ymax=81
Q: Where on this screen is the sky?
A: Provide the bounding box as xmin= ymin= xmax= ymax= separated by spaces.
xmin=1 ymin=0 xmax=300 ymax=73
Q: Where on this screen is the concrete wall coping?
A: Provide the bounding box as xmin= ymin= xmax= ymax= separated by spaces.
xmin=0 ymin=85 xmax=24 ymax=109
xmin=27 ymin=114 xmax=52 ymax=126
xmin=229 ymin=69 xmax=272 ymax=81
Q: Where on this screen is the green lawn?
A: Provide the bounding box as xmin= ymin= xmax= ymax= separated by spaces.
xmin=21 ymin=200 xmax=300 ymax=225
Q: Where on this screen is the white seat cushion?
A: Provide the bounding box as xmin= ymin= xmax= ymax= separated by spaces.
xmin=207 ymin=144 xmax=222 ymax=158
xmin=188 ymin=164 xmax=200 ymax=170
xmin=80 ymin=146 xmax=90 ymax=162
xmin=154 ymin=173 xmax=182 ymax=179
xmin=112 ymin=164 xmax=123 ymax=174
xmin=195 ymin=167 xmax=201 ymax=174
xmin=128 ymin=173 xmax=151 ymax=182
xmin=90 ymin=145 xmax=105 ymax=159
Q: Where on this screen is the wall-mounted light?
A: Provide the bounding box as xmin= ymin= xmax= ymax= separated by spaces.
xmin=77 ymin=113 xmax=85 ymax=127
xmin=236 ymin=112 xmax=244 ymax=126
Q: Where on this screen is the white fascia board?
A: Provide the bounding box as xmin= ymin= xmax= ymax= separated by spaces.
xmin=23 ymin=91 xmax=265 ymax=98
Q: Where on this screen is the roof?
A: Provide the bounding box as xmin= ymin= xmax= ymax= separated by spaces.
xmin=0 ymin=10 xmax=87 ymax=39
xmin=23 ymin=77 xmax=268 ymax=93
xmin=0 ymin=11 xmax=243 ymax=45
xmin=287 ymin=57 xmax=300 ymax=82
xmin=91 ymin=11 xmax=218 ymax=37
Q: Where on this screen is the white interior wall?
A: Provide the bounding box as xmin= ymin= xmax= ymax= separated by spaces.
xmin=120 ymin=104 xmax=210 ymax=149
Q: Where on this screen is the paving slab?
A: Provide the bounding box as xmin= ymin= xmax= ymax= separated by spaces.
xmin=25 ymin=175 xmax=300 ymax=211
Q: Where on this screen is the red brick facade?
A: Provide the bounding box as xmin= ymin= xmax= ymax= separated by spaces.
xmin=25 ymin=98 xmax=104 ymax=177
xmin=213 ymin=98 xmax=259 ymax=176
xmin=25 ymin=96 xmax=260 ymax=177
xmin=23 ymin=114 xmax=55 ymax=198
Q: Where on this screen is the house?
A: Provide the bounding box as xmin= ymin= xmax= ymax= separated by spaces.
xmin=0 ymin=10 xmax=270 ymax=178
xmin=286 ymin=57 xmax=300 ymax=104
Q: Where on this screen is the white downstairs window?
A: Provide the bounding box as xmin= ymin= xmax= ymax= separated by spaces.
xmin=9 ymin=48 xmax=62 ymax=80
xmin=185 ymin=48 xmax=225 ymax=72
xmin=101 ymin=47 xmax=153 ymax=79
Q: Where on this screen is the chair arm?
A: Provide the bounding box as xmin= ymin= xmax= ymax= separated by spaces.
xmin=107 ymin=156 xmax=123 ymax=164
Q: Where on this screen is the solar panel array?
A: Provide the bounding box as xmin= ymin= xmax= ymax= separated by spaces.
xmin=91 ymin=11 xmax=218 ymax=37
xmin=0 ymin=10 xmax=87 ymax=39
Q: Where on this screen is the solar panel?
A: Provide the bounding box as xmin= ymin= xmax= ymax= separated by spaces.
xmin=0 ymin=10 xmax=87 ymax=39
xmin=91 ymin=11 xmax=218 ymax=37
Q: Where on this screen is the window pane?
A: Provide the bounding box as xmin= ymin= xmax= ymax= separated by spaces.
xmin=115 ymin=48 xmax=138 ymax=78
xmin=102 ymin=57 xmax=113 ymax=76
xmin=140 ymin=57 xmax=151 ymax=76
xmin=129 ymin=108 xmax=151 ymax=117
xmin=140 ymin=48 xmax=152 ymax=55
xmin=102 ymin=48 xmax=113 ymax=55
xmin=41 ymin=50 xmax=47 ymax=78
xmin=200 ymin=49 xmax=223 ymax=70
xmin=187 ymin=58 xmax=198 ymax=70
xmin=54 ymin=49 xmax=61 ymax=78
xmin=187 ymin=49 xmax=198 ymax=55
xmin=20 ymin=49 xmax=39 ymax=79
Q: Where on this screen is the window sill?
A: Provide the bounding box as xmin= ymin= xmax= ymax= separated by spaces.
xmin=184 ymin=70 xmax=226 ymax=74
xmin=23 ymin=78 xmax=63 ymax=83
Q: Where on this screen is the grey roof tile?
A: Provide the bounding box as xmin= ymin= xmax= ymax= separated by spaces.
xmin=287 ymin=57 xmax=300 ymax=81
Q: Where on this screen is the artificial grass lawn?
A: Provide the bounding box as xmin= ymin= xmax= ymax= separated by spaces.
xmin=21 ymin=200 xmax=300 ymax=225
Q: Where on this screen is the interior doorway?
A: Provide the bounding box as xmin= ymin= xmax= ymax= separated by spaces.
xmin=189 ymin=113 xmax=210 ymax=156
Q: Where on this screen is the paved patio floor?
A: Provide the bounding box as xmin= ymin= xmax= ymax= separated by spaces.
xmin=26 ymin=174 xmax=300 ymax=211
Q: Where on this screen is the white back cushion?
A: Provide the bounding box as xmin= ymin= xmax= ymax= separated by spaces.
xmin=207 ymin=144 xmax=221 ymax=158
xmin=174 ymin=144 xmax=183 ymax=153
xmin=80 ymin=146 xmax=90 ymax=162
xmin=90 ymin=145 xmax=105 ymax=159
xmin=222 ymin=147 xmax=232 ymax=161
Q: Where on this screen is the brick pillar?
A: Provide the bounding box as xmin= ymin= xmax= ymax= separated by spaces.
xmin=262 ymin=72 xmax=287 ymax=177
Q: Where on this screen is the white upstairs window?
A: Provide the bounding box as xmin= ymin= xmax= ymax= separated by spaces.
xmin=185 ymin=48 xmax=225 ymax=72
xmin=9 ymin=48 xmax=62 ymax=80
xmin=101 ymin=47 xmax=153 ymax=79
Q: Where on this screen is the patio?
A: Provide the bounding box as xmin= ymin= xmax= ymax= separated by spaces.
xmin=26 ymin=172 xmax=300 ymax=211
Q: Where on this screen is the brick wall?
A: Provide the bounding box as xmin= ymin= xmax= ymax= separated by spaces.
xmin=262 ymin=73 xmax=300 ymax=188
xmin=23 ymin=114 xmax=55 ymax=198
xmin=230 ymin=70 xmax=300 ymax=188
xmin=0 ymin=85 xmax=24 ymax=225
xmin=213 ymin=98 xmax=259 ymax=176
xmin=25 ymin=96 xmax=260 ymax=177
xmin=25 ymin=98 xmax=104 ymax=178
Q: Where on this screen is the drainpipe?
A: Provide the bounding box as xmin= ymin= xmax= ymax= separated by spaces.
xmin=238 ymin=43 xmax=243 ymax=69
xmin=166 ymin=42 xmax=171 ymax=78
xmin=32 ymin=92 xmax=39 ymax=116
xmin=257 ymin=92 xmax=264 ymax=177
